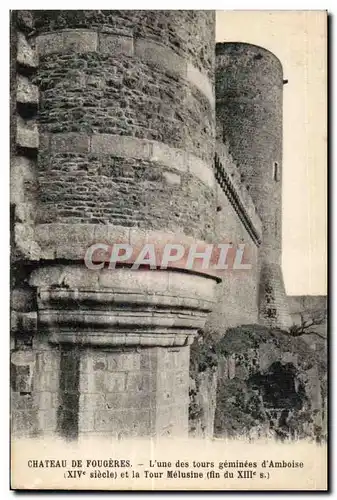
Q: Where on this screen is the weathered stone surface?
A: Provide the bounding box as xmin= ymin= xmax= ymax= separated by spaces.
xmin=16 ymin=117 xmax=39 ymax=149
xmin=36 ymin=30 xmax=98 ymax=55
xmin=34 ymin=10 xmax=215 ymax=76
xmin=11 ymin=12 xmax=321 ymax=446
xmin=187 ymin=62 xmax=214 ymax=107
xmin=17 ymin=75 xmax=39 ymax=104
xmin=14 ymin=223 xmax=40 ymax=260
xmin=78 ymin=347 xmax=189 ymax=437
xmin=134 ymin=38 xmax=186 ymax=77
xmin=17 ymin=32 xmax=38 ymax=68
xmin=99 ymin=33 xmax=134 ymax=56
xmin=49 ymin=133 xmax=90 ymax=153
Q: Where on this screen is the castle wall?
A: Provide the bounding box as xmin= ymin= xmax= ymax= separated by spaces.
xmin=215 ymin=42 xmax=292 ymax=329
xmin=11 ymin=14 xmax=305 ymax=443
xmin=10 ymin=10 xmax=217 ymax=440
xmin=205 ymin=142 xmax=261 ymax=332
xmin=34 ymin=10 xmax=215 ymax=241
xmin=207 ymin=187 xmax=259 ymax=330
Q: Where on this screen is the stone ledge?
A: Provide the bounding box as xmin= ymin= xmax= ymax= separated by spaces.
xmin=99 ymin=33 xmax=134 ymax=56
xmin=44 ymin=132 xmax=215 ymax=189
xmin=30 ymin=266 xmax=217 ymax=301
xmin=134 ymin=38 xmax=186 ymax=78
xmin=34 ymin=224 xmax=221 ymax=281
xmin=35 ymin=30 xmax=214 ymax=107
xmin=36 ymin=30 xmax=98 ymax=56
xmin=30 ymin=265 xmax=216 ymax=347
xmin=46 ymin=331 xmax=196 ymax=348
xmin=91 ymin=133 xmax=151 ymax=159
xmin=50 ymin=133 xmax=90 ymax=153
xmin=187 ymin=62 xmax=214 ymax=108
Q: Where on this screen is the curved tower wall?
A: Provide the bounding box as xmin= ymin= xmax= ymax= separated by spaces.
xmin=11 ymin=10 xmax=217 ymax=440
xmin=215 ymin=42 xmax=291 ymax=328
xmin=34 ymin=10 xmax=216 ymax=240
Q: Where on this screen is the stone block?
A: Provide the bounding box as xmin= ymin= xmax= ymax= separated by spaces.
xmin=17 ymin=32 xmax=38 ymax=68
xmin=11 ymin=392 xmax=35 ymax=411
xmin=94 ymin=410 xmax=123 ymax=433
xmin=50 ymin=133 xmax=90 ymax=153
xmin=35 ymin=391 xmax=53 ymax=410
xmin=140 ymin=349 xmax=158 ymax=370
xmin=33 ymin=369 xmax=59 ymax=393
xmin=36 ymin=350 xmax=60 ymax=374
xmin=11 ymin=311 xmax=37 ymax=334
xmin=155 ymin=404 xmax=187 ymax=436
xmin=78 ymin=411 xmax=95 ymax=432
xmin=10 ymin=288 xmax=36 ymax=313
xmin=10 ymin=156 xmax=35 ymax=204
xmin=157 ymin=347 xmax=187 ymax=369
xmin=16 ymin=117 xmax=38 ymax=149
xmin=134 ymin=38 xmax=186 ymax=78
xmin=14 ymin=202 xmax=35 ymax=224
xmin=104 ymin=372 xmax=126 ymax=392
xmin=91 ymin=134 xmax=152 ymax=159
xmin=106 ymin=352 xmax=141 ymax=372
xmin=94 ymin=409 xmax=153 ymax=436
xmin=62 ymin=30 xmax=98 ymax=53
xmin=17 ymin=75 xmax=39 ymax=104
xmin=37 ymin=31 xmax=98 ymax=55
xmin=11 ymin=363 xmax=33 ymax=393
xmin=163 ymin=171 xmax=181 ymax=185
xmin=187 ymin=154 xmax=215 ymax=188
xmin=150 ymin=142 xmax=187 ymax=173
xmin=11 ymin=410 xmax=37 ymax=435
xmin=37 ymin=409 xmax=58 ymax=432
xmin=99 ymin=34 xmax=134 ymax=56
xmin=186 ymin=62 xmax=215 ymax=107
xmin=79 ymin=393 xmax=106 ymax=411
xmin=105 ymin=391 xmax=153 ymax=410
xmin=36 ymin=33 xmax=64 ymax=56
xmin=126 ymin=372 xmax=156 ymax=392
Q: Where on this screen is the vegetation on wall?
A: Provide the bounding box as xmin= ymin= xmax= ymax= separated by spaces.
xmin=189 ymin=324 xmax=327 ymax=441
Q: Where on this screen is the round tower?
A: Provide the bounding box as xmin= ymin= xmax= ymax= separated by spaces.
xmin=216 ymin=42 xmax=291 ymax=328
xmin=11 ymin=11 xmax=218 ymax=440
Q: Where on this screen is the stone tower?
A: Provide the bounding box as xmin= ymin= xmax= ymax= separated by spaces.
xmin=215 ymin=42 xmax=292 ymax=328
xmin=11 ymin=10 xmax=217 ymax=439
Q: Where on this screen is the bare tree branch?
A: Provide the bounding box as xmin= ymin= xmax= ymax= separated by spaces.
xmin=288 ymin=309 xmax=327 ymax=340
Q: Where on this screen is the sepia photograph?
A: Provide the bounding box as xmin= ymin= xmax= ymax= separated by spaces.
xmin=9 ymin=7 xmax=328 ymax=491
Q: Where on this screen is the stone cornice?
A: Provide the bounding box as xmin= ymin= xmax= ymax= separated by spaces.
xmin=31 ymin=265 xmax=217 ymax=347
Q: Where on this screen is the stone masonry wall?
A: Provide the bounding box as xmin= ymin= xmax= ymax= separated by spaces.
xmin=33 ymin=10 xmax=216 ymax=243
xmin=11 ymin=11 xmax=41 ymax=437
xmin=11 ymin=10 xmax=217 ymax=441
xmin=54 ymin=346 xmax=190 ymax=439
xmin=216 ymin=42 xmax=283 ymax=265
xmin=205 ymin=186 xmax=259 ymax=332
xmin=216 ymin=42 xmax=292 ymax=329
xmin=205 ymin=141 xmax=261 ymax=332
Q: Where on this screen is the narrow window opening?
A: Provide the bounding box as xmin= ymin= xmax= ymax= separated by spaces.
xmin=273 ymin=162 xmax=280 ymax=182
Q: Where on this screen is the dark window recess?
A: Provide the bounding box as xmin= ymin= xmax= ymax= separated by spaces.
xmin=273 ymin=162 xmax=281 ymax=182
